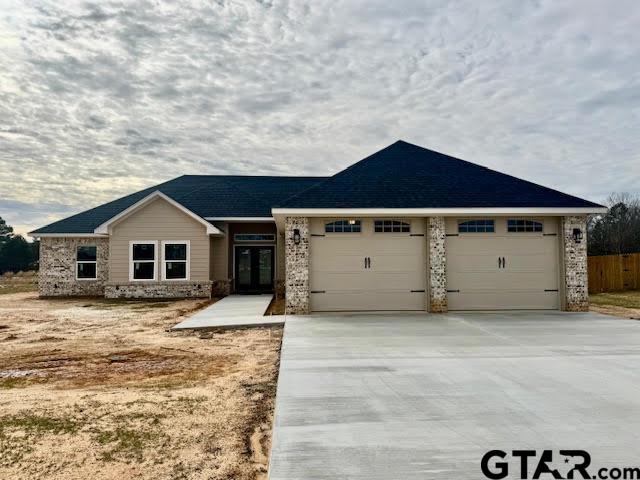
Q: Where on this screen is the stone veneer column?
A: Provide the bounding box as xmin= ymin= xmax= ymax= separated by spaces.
xmin=562 ymin=215 xmax=589 ymax=311
xmin=285 ymin=216 xmax=310 ymax=314
xmin=428 ymin=216 xmax=447 ymax=312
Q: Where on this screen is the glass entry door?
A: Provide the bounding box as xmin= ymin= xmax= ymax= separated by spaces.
xmin=234 ymin=246 xmax=275 ymax=293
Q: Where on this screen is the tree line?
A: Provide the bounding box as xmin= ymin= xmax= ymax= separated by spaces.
xmin=0 ymin=217 xmax=39 ymax=274
xmin=588 ymin=193 xmax=640 ymax=256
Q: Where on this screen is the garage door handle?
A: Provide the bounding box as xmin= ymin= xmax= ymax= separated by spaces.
xmin=502 ymin=256 xmax=506 ymax=268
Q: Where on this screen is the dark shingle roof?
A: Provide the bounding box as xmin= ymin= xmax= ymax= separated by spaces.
xmin=32 ymin=140 xmax=603 ymax=235
xmin=31 ymin=175 xmax=326 ymax=234
xmin=278 ymin=140 xmax=603 ymax=209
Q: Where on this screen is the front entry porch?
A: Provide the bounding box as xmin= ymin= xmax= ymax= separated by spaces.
xmin=234 ymin=245 xmax=275 ymax=294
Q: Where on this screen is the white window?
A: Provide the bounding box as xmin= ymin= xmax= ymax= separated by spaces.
xmin=507 ymin=219 xmax=543 ymax=232
xmin=458 ymin=219 xmax=495 ymax=233
xmin=76 ymin=245 xmax=97 ymax=280
xmin=374 ymin=219 xmax=411 ymax=233
xmin=129 ymin=241 xmax=157 ymax=281
xmin=162 ymin=241 xmax=190 ymax=281
xmin=325 ymin=219 xmax=361 ymax=233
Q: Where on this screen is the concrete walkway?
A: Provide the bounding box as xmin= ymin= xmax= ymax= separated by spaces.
xmin=269 ymin=311 xmax=640 ymax=479
xmin=172 ymin=294 xmax=281 ymax=329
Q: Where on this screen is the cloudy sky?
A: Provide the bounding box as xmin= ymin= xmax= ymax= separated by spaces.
xmin=1 ymin=0 xmax=639 ymax=235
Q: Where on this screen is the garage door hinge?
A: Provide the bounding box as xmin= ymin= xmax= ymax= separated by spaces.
xmin=445 ymin=234 xmax=459 ymax=237
xmin=310 ymin=290 xmax=326 ymax=294
xmin=311 ymin=234 xmax=325 ymax=237
xmin=544 ymin=289 xmax=559 ymax=292
xmin=447 ymin=289 xmax=460 ymax=293
xmin=543 ymin=233 xmax=557 ymax=236
xmin=410 ymin=289 xmax=425 ymax=293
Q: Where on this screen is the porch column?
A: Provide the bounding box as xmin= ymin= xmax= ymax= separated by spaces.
xmin=285 ymin=216 xmax=310 ymax=314
xmin=428 ymin=216 xmax=448 ymax=312
xmin=561 ymin=215 xmax=589 ymax=311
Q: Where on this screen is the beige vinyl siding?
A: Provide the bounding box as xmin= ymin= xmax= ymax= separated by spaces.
xmin=109 ymin=197 xmax=210 ymax=283
xmin=209 ymin=223 xmax=229 ymax=281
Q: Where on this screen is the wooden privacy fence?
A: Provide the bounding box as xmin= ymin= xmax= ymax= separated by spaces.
xmin=588 ymin=253 xmax=640 ymax=293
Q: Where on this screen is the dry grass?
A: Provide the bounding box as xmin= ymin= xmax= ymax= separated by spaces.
xmin=590 ymin=290 xmax=640 ymax=319
xmin=0 ymin=270 xmax=38 ymax=295
xmin=0 ymin=292 xmax=283 ymax=480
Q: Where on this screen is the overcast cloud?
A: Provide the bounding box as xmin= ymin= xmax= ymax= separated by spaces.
xmin=1 ymin=0 xmax=639 ymax=235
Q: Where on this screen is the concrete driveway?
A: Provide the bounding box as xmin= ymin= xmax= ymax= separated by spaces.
xmin=268 ymin=312 xmax=640 ymax=479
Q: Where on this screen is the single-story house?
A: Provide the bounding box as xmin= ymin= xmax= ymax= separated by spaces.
xmin=30 ymin=140 xmax=606 ymax=313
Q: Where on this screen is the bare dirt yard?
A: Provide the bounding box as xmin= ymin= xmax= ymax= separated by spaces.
xmin=590 ymin=290 xmax=640 ymax=320
xmin=0 ymin=292 xmax=283 ymax=480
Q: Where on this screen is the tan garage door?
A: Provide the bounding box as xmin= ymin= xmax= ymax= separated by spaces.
xmin=446 ymin=217 xmax=560 ymax=310
xmin=309 ymin=218 xmax=426 ymax=311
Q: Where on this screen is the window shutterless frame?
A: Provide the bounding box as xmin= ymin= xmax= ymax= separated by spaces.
xmin=129 ymin=240 xmax=158 ymax=282
xmin=161 ymin=240 xmax=190 ymax=281
xmin=507 ymin=218 xmax=544 ymax=233
xmin=75 ymin=245 xmax=98 ymax=280
xmin=373 ymin=219 xmax=411 ymax=233
xmin=457 ymin=219 xmax=495 ymax=233
xmin=324 ymin=219 xmax=362 ymax=233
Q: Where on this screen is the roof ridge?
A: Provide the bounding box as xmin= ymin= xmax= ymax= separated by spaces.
xmin=180 ymin=174 xmax=329 ymax=179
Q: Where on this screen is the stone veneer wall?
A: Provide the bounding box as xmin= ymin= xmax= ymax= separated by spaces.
xmin=562 ymin=215 xmax=589 ymax=311
xmin=39 ymin=237 xmax=109 ymax=296
xmin=211 ymin=279 xmax=231 ymax=297
xmin=428 ymin=216 xmax=448 ymax=312
xmin=105 ymin=281 xmax=212 ymax=299
xmin=285 ymin=216 xmax=309 ymax=314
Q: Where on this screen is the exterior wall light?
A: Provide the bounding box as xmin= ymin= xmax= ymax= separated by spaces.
xmin=348 ymin=219 xmax=356 ymax=225
xmin=572 ymin=228 xmax=583 ymax=243
xmin=293 ymin=228 xmax=301 ymax=245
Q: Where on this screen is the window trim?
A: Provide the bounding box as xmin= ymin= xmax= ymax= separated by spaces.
xmin=324 ymin=219 xmax=362 ymax=234
xmin=161 ymin=240 xmax=190 ymax=281
xmin=129 ymin=240 xmax=158 ymax=282
xmin=507 ymin=218 xmax=544 ymax=233
xmin=373 ymin=219 xmax=411 ymax=233
xmin=457 ymin=219 xmax=495 ymax=233
xmin=75 ymin=245 xmax=98 ymax=281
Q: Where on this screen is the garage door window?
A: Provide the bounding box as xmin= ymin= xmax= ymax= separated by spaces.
xmin=325 ymin=220 xmax=361 ymax=233
xmin=507 ymin=219 xmax=543 ymax=232
xmin=458 ymin=219 xmax=494 ymax=233
xmin=374 ymin=219 xmax=411 ymax=233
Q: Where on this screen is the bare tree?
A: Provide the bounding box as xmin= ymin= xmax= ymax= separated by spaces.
xmin=588 ymin=193 xmax=640 ymax=255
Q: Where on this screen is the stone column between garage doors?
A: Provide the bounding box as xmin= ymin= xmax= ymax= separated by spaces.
xmin=428 ymin=216 xmax=447 ymax=312
xmin=285 ymin=216 xmax=310 ymax=314
xmin=562 ymin=215 xmax=589 ymax=311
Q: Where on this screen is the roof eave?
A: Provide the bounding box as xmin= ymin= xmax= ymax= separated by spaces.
xmin=272 ymin=206 xmax=607 ymax=230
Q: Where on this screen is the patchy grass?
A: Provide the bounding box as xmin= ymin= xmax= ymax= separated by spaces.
xmin=0 ymin=271 xmax=38 ymax=295
xmin=590 ymin=290 xmax=640 ymax=309
xmin=0 ymin=285 xmax=38 ymax=295
xmin=0 ymin=414 xmax=81 ymax=435
xmin=96 ymin=427 xmax=165 ymax=462
xmin=0 ymin=292 xmax=282 ymax=480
